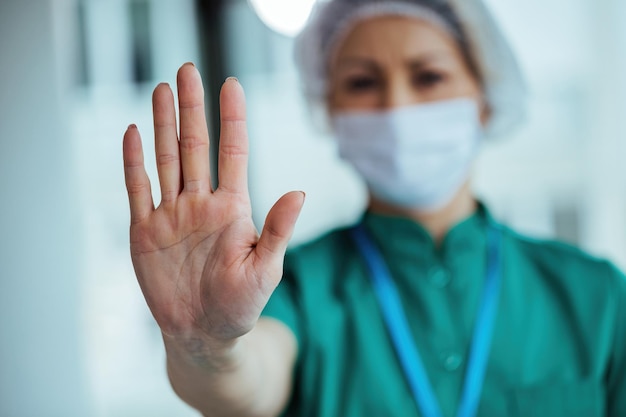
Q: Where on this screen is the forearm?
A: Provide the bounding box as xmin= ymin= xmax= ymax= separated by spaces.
xmin=164 ymin=319 xmax=296 ymax=417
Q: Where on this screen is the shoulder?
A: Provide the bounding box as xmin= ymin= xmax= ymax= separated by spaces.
xmin=280 ymin=223 xmax=371 ymax=303
xmin=503 ymin=225 xmax=617 ymax=272
xmin=499 ymin=223 xmax=626 ymax=300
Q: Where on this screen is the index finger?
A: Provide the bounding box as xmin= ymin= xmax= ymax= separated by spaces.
xmin=217 ymin=77 xmax=249 ymax=195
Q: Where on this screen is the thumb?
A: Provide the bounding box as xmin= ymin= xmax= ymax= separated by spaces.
xmin=255 ymin=191 xmax=305 ymax=263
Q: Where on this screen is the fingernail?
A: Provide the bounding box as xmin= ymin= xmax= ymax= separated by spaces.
xmin=127 ymin=124 xmax=137 ymax=130
xmin=299 ymin=191 xmax=306 ymax=200
xmin=226 ymin=76 xmax=239 ymax=84
xmin=184 ymin=61 xmax=195 ymax=68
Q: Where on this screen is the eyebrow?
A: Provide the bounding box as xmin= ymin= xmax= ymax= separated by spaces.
xmin=335 ymin=51 xmax=451 ymax=71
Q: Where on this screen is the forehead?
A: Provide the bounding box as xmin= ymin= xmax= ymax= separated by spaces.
xmin=332 ymin=16 xmax=460 ymax=64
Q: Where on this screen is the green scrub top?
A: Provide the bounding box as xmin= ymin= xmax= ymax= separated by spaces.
xmin=262 ymin=205 xmax=626 ymax=417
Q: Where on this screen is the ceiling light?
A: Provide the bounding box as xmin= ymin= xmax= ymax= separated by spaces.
xmin=248 ymin=0 xmax=318 ymax=37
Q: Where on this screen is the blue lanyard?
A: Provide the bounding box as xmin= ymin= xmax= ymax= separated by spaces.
xmin=349 ymin=222 xmax=502 ymax=417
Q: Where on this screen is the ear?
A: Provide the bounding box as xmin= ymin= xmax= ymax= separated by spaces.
xmin=479 ymin=95 xmax=492 ymax=127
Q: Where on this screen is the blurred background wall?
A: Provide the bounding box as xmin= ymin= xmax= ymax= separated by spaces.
xmin=0 ymin=0 xmax=625 ymax=416
xmin=0 ymin=1 xmax=91 ymax=416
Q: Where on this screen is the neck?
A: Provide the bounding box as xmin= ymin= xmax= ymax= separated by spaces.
xmin=367 ymin=182 xmax=477 ymax=244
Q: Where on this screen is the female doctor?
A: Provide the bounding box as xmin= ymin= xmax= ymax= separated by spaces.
xmin=122 ymin=0 xmax=626 ymax=415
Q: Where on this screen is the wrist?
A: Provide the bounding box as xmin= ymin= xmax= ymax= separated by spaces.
xmin=162 ymin=331 xmax=243 ymax=373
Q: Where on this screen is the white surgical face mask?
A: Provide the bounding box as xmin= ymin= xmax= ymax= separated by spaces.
xmin=332 ymin=98 xmax=482 ymax=211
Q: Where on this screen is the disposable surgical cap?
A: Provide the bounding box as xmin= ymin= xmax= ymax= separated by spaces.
xmin=294 ymin=0 xmax=527 ymax=138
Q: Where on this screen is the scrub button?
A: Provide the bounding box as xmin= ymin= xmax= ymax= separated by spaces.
xmin=442 ymin=353 xmax=463 ymax=372
xmin=428 ymin=267 xmax=451 ymax=288
xmin=450 ymin=239 xmax=473 ymax=253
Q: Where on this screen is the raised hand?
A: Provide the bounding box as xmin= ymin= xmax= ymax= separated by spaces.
xmin=123 ymin=63 xmax=305 ymax=344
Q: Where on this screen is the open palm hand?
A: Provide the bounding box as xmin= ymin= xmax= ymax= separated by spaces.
xmin=123 ymin=64 xmax=304 ymax=343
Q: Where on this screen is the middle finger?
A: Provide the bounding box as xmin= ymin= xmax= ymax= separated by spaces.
xmin=177 ymin=63 xmax=212 ymax=194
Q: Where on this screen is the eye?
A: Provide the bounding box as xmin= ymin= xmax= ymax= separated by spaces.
xmin=343 ymin=76 xmax=379 ymax=93
xmin=413 ymin=71 xmax=445 ymax=89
